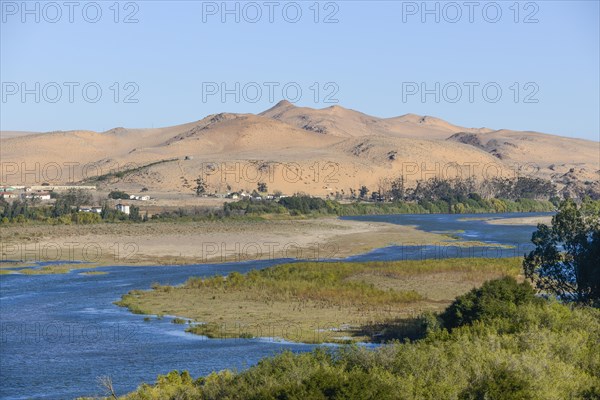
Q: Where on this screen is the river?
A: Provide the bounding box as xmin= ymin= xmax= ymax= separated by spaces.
xmin=0 ymin=212 xmax=552 ymax=399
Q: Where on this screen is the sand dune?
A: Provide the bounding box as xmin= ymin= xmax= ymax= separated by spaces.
xmin=448 ymin=130 xmax=599 ymax=182
xmin=1 ymin=102 xmax=598 ymax=197
xmin=260 ymin=100 xmax=489 ymax=140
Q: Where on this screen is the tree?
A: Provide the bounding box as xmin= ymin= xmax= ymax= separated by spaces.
xmin=195 ymin=177 xmax=207 ymax=196
xmin=100 ymin=202 xmax=111 ymax=220
xmin=129 ymin=205 xmax=141 ymax=222
xmin=109 ymin=190 xmax=130 ymax=200
xmin=359 ymin=186 xmax=369 ymax=199
xmin=390 ymin=176 xmax=404 ymax=201
xmin=257 ymin=182 xmax=268 ymax=193
xmin=53 ymin=189 xmax=93 ymax=216
xmin=523 ymin=199 xmax=600 ymax=305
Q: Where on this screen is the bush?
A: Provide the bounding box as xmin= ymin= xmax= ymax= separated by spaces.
xmin=73 ymin=212 xmax=101 ymax=224
xmin=459 ymin=365 xmax=535 ymax=400
xmin=108 ymin=190 xmax=130 ymax=200
xmin=121 ymin=298 xmax=600 ymax=400
xmin=440 ymin=276 xmax=539 ymax=330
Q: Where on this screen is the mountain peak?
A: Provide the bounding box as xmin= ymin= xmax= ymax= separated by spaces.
xmin=259 ymin=99 xmax=297 ymax=117
xmin=275 ymin=99 xmax=294 ymax=107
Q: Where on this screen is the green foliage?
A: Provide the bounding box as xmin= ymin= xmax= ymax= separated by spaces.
xmin=221 ymin=194 xmax=555 ymax=219
xmin=183 ymin=261 xmax=427 ymax=306
xmin=72 ymin=211 xmax=102 ymax=225
xmin=278 ymin=196 xmax=331 ymax=214
xmin=459 ymin=365 xmax=535 ymax=400
xmin=119 ymin=289 xmax=600 ymax=400
xmin=0 ymin=189 xmax=568 ymax=226
xmin=524 ymin=199 xmax=600 ymax=305
xmin=53 ymin=189 xmax=93 ymax=216
xmin=224 ymin=199 xmax=286 ymax=216
xmin=440 ymin=276 xmax=539 ymax=330
xmin=129 ymin=205 xmax=141 ymax=222
xmin=108 ymin=191 xmax=130 ymax=200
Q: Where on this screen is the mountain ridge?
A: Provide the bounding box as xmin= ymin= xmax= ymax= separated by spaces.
xmin=1 ymin=102 xmax=598 ymax=198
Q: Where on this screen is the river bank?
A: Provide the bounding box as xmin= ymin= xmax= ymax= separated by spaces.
xmin=0 ymin=218 xmax=464 ymax=268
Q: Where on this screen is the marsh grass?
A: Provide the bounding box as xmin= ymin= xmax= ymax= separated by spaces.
xmin=116 ymin=258 xmax=522 ymax=343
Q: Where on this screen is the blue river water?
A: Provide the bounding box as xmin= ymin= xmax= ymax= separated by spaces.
xmin=0 ymin=212 xmax=552 ymax=399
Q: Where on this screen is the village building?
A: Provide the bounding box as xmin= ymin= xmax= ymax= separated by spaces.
xmin=21 ymin=191 xmax=51 ymax=201
xmin=0 ymin=191 xmax=19 ymax=199
xmin=116 ymin=204 xmax=130 ymax=215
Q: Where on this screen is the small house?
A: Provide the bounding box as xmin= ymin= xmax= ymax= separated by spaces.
xmin=21 ymin=191 xmax=51 ymax=201
xmin=116 ymin=204 xmax=130 ymax=215
xmin=0 ymin=191 xmax=18 ymax=199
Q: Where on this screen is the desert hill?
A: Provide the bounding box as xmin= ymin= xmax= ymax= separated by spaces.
xmin=1 ymin=102 xmax=598 ymax=198
xmin=260 ymin=100 xmax=491 ymax=139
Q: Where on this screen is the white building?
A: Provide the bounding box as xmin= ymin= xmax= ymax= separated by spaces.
xmin=0 ymin=192 xmax=18 ymax=199
xmin=80 ymin=206 xmax=103 ymax=214
xmin=21 ymin=192 xmax=51 ymax=201
xmin=116 ymin=204 xmax=130 ymax=215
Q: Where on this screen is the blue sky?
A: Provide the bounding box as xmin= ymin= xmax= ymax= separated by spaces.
xmin=1 ymin=1 xmax=599 ymax=141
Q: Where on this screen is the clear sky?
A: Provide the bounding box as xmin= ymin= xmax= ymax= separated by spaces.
xmin=1 ymin=1 xmax=599 ymax=141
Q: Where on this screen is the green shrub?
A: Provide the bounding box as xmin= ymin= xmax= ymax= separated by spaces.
xmin=120 ymin=298 xmax=600 ymax=400
xmin=108 ymin=191 xmax=130 ymax=200
xmin=440 ymin=276 xmax=539 ymax=330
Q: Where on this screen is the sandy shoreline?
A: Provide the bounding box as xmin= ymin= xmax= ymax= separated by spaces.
xmin=0 ymin=218 xmax=454 ymax=267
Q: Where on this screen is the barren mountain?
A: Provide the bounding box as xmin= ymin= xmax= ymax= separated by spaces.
xmin=1 ymin=102 xmax=598 ymax=198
